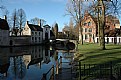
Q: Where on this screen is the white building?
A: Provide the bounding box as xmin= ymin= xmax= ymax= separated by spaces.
xmin=43 ymin=24 xmax=51 ymax=41
xmin=0 ymin=18 xmax=10 ymax=46
xmin=22 ymin=21 xmax=51 ymax=45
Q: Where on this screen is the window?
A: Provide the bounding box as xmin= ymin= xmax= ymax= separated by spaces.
xmin=89 ymin=28 xmax=92 ymax=32
xmin=85 ymin=34 xmax=88 ymax=39
xmin=114 ymin=24 xmax=115 ymax=26
xmin=35 ymin=37 xmax=37 ymax=42
xmin=35 ymin=32 xmax=37 ymax=35
xmin=89 ymin=33 xmax=92 ymax=37
xmin=32 ymin=32 xmax=34 ymax=36
xmin=84 ymin=22 xmax=87 ymax=26
xmin=32 ymin=37 xmax=34 ymax=41
xmin=39 ymin=32 xmax=40 ymax=36
xmin=39 ymin=37 xmax=41 ymax=42
xmin=88 ymin=22 xmax=91 ymax=26
xmin=85 ymin=28 xmax=87 ymax=32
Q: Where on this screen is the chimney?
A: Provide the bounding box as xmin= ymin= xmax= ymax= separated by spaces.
xmin=4 ymin=15 xmax=7 ymax=20
xmin=26 ymin=21 xmax=29 ymax=24
xmin=38 ymin=19 xmax=41 ymax=27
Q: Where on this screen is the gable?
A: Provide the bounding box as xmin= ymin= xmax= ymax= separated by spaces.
xmin=0 ymin=19 xmax=9 ymax=30
xmin=82 ymin=14 xmax=97 ymax=28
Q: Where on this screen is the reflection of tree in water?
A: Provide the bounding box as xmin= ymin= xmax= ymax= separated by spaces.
xmin=10 ymin=56 xmax=26 ymax=79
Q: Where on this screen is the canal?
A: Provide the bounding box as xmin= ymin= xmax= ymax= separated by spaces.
xmin=0 ymin=46 xmax=75 ymax=80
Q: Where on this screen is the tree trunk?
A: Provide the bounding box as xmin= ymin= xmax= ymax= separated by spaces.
xmin=100 ymin=1 xmax=105 ymax=50
xmin=79 ymin=0 xmax=83 ymax=45
xmin=98 ymin=1 xmax=101 ymax=46
xmin=79 ymin=25 xmax=83 ymax=45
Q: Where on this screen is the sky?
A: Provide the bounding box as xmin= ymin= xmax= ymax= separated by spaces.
xmin=1 ymin=0 xmax=70 ymax=31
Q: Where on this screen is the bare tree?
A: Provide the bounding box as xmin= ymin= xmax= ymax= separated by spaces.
xmin=66 ymin=0 xmax=87 ymax=45
xmin=11 ymin=9 xmax=19 ymax=36
xmin=2 ymin=8 xmax=13 ymax=29
xmin=30 ymin=17 xmax=46 ymax=27
xmin=93 ymin=0 xmax=120 ymax=50
xmin=30 ymin=17 xmax=40 ymax=25
xmin=69 ymin=18 xmax=74 ymax=39
xmin=0 ymin=0 xmax=4 ymax=10
xmin=17 ymin=8 xmax=26 ymax=36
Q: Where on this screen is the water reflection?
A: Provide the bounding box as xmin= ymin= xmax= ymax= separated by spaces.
xmin=0 ymin=48 xmax=10 ymax=77
xmin=0 ymin=46 xmax=74 ymax=80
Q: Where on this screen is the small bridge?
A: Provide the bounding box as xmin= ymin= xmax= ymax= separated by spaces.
xmin=56 ymin=39 xmax=78 ymax=45
xmin=54 ymin=39 xmax=78 ymax=50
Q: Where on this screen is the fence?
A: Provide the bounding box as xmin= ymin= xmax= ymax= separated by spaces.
xmin=95 ymin=37 xmax=121 ymax=44
xmin=76 ymin=61 xmax=121 ymax=80
xmin=41 ymin=56 xmax=63 ymax=80
xmin=42 ymin=65 xmax=54 ymax=80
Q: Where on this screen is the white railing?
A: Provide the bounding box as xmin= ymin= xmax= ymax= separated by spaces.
xmin=95 ymin=37 xmax=121 ymax=44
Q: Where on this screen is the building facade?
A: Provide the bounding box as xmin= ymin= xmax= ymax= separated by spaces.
xmin=22 ymin=21 xmax=51 ymax=45
xmin=80 ymin=12 xmax=120 ymax=43
xmin=80 ymin=12 xmax=97 ymax=43
xmin=0 ymin=18 xmax=10 ymax=46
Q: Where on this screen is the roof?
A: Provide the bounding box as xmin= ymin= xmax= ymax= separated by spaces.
xmin=27 ymin=58 xmax=43 ymax=69
xmin=43 ymin=24 xmax=51 ymax=28
xmin=106 ymin=15 xmax=120 ymax=24
xmin=0 ymin=19 xmax=9 ymax=30
xmin=28 ymin=24 xmax=43 ymax=31
xmin=83 ymin=12 xmax=98 ymax=27
xmin=83 ymin=12 xmax=120 ymax=27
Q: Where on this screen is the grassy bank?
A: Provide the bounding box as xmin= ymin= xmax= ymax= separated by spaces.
xmin=75 ymin=43 xmax=121 ymax=64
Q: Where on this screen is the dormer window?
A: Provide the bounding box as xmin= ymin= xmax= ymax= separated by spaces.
xmin=88 ymin=22 xmax=91 ymax=26
xmin=84 ymin=22 xmax=87 ymax=26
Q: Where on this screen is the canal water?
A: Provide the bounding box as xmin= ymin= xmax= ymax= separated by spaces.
xmin=0 ymin=46 xmax=75 ymax=80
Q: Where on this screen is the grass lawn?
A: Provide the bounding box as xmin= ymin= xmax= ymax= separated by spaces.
xmin=75 ymin=43 xmax=121 ymax=65
xmin=74 ymin=43 xmax=121 ymax=79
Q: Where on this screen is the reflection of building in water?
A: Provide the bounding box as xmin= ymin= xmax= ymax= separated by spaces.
xmin=26 ymin=46 xmax=43 ymax=69
xmin=10 ymin=46 xmax=54 ymax=70
xmin=42 ymin=46 xmax=51 ymax=64
xmin=23 ymin=55 xmax=31 ymax=69
xmin=0 ymin=48 xmax=10 ymax=76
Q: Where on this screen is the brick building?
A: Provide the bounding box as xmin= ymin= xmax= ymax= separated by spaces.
xmin=79 ymin=12 xmax=120 ymax=43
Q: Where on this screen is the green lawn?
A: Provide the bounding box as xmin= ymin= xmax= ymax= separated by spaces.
xmin=75 ymin=43 xmax=121 ymax=64
xmin=74 ymin=43 xmax=121 ymax=79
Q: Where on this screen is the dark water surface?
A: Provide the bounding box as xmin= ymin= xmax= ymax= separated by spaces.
xmin=0 ymin=46 xmax=74 ymax=80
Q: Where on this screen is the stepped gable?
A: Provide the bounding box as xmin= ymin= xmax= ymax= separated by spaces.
xmin=0 ymin=19 xmax=9 ymax=30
